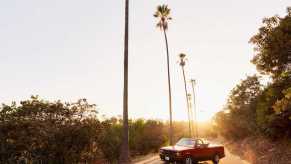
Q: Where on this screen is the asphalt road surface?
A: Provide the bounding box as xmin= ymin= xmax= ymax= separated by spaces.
xmin=135 ymin=143 xmax=249 ymax=164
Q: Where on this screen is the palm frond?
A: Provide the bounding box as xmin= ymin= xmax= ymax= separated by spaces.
xmin=154 ymin=4 xmax=172 ymax=30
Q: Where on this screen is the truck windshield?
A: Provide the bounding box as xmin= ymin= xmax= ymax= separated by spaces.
xmin=176 ymin=138 xmax=195 ymax=147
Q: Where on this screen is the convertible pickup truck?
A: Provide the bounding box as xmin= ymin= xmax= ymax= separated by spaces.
xmin=159 ymin=138 xmax=225 ymax=164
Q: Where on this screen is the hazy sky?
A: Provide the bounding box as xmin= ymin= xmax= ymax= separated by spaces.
xmin=0 ymin=0 xmax=289 ymax=121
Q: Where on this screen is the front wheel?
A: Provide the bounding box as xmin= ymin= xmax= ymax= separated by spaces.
xmin=212 ymin=154 xmax=220 ymax=164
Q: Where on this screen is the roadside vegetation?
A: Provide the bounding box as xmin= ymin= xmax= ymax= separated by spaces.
xmin=0 ymin=96 xmax=215 ymax=163
xmin=214 ymin=7 xmax=291 ymax=163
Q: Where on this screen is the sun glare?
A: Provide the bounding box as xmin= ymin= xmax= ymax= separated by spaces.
xmin=174 ymin=108 xmax=218 ymax=123
xmin=197 ymin=110 xmax=216 ymax=122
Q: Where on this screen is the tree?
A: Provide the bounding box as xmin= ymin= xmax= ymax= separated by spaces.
xmin=154 ymin=4 xmax=174 ymax=145
xmin=249 ymin=7 xmax=291 ymax=78
xmin=0 ymin=97 xmax=171 ymax=163
xmin=0 ymin=96 xmax=102 ymax=163
xmin=255 ymin=75 xmax=291 ymax=138
xmin=272 ymin=87 xmax=291 ymax=137
xmin=119 ymin=0 xmax=130 ymax=163
xmin=179 ymin=53 xmax=192 ymax=137
xmin=129 ymin=119 xmax=167 ymax=156
xmin=227 ymin=75 xmax=262 ymax=111
xmin=99 ymin=119 xmax=123 ymax=163
xmin=215 ymin=75 xmax=262 ymax=139
xmin=190 ymin=79 xmax=199 ymax=138
xmin=214 ymin=7 xmax=291 ymax=142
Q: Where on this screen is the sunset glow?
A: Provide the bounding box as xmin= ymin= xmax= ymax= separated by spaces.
xmin=0 ymin=0 xmax=289 ymax=122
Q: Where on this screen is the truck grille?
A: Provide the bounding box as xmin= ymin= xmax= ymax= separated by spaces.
xmin=163 ymin=150 xmax=176 ymax=157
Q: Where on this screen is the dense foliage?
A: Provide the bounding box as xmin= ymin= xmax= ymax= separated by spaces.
xmin=250 ymin=7 xmax=291 ymax=78
xmin=215 ymin=8 xmax=291 ymax=141
xmin=215 ymin=75 xmax=262 ymax=139
xmin=0 ymin=96 xmax=215 ymax=163
xmin=256 ymin=75 xmax=291 ymax=138
xmin=0 ymin=96 xmax=102 ymax=163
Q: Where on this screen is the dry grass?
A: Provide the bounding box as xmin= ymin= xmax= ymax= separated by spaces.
xmin=224 ymin=136 xmax=291 ymax=164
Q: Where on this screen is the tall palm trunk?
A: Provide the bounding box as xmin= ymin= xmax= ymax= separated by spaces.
xmin=119 ymin=0 xmax=130 ymax=163
xmin=163 ymin=27 xmax=173 ymax=145
xmin=191 ymin=80 xmax=198 ymax=138
xmin=188 ymin=93 xmax=194 ymax=138
xmin=181 ymin=66 xmax=191 ymax=137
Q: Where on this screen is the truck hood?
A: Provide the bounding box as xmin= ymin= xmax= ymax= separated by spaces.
xmin=161 ymin=145 xmax=192 ymax=151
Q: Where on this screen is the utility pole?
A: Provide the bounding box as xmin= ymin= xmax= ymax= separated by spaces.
xmin=190 ymin=79 xmax=198 ymax=138
xmin=179 ymin=53 xmax=192 ymax=137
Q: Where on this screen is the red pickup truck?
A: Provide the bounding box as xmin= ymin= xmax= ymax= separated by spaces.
xmin=159 ymin=138 xmax=225 ymax=164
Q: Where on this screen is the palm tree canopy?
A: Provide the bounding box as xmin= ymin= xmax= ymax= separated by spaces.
xmin=191 ymin=79 xmax=196 ymax=85
xmin=154 ymin=4 xmax=172 ymax=30
xmin=179 ymin=53 xmax=187 ymax=66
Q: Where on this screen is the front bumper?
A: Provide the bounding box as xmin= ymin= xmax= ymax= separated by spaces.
xmin=159 ymin=153 xmax=183 ymax=162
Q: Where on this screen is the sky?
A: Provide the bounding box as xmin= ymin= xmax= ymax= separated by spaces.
xmin=0 ymin=0 xmax=290 ymax=121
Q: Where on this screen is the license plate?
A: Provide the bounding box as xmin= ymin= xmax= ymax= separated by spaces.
xmin=165 ymin=156 xmax=170 ymax=161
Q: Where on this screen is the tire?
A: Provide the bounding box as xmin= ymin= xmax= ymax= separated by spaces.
xmin=212 ymin=154 xmax=220 ymax=164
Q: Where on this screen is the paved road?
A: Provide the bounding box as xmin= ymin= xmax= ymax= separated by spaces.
xmin=135 ymin=143 xmax=249 ymax=164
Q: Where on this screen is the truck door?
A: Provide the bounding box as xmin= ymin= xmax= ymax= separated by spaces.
xmin=195 ymin=139 xmax=209 ymax=160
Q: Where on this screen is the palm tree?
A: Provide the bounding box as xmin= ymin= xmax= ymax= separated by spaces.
xmin=154 ymin=4 xmax=174 ymax=145
xmin=119 ymin=0 xmax=130 ymax=163
xmin=190 ymin=79 xmax=198 ymax=138
xmin=179 ymin=53 xmax=192 ymax=137
xmin=187 ymin=93 xmax=195 ymax=138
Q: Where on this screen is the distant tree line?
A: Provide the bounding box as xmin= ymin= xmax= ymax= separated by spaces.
xmin=0 ymin=96 xmax=216 ymax=163
xmin=214 ymin=7 xmax=291 ymax=141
